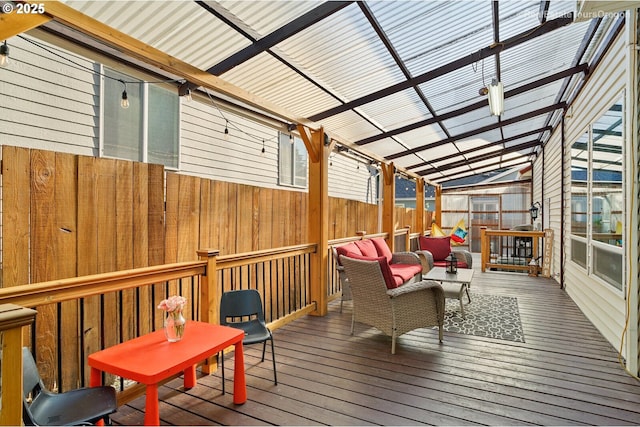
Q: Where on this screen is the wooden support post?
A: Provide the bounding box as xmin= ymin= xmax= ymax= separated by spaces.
xmin=381 ymin=163 xmax=396 ymax=252
xmin=0 ymin=304 xmax=37 ymax=426
xmin=197 ymin=249 xmax=220 ymax=374
xmin=480 ymin=227 xmax=488 ymax=272
xmin=434 ymin=185 xmax=442 ymax=228
xmin=301 ymin=127 xmax=329 ymax=316
xmin=416 ymin=179 xmax=425 ymax=234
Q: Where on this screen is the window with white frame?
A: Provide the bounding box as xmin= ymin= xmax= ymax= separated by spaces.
xmin=569 ymin=96 xmax=624 ymax=291
xmin=102 ymin=68 xmax=179 ymax=168
xmin=278 ymin=132 xmax=307 ymax=188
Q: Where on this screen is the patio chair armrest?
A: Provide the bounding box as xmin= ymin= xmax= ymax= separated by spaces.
xmin=387 ymin=279 xmax=443 ymax=298
xmin=414 ymin=250 xmax=434 ymax=273
xmin=387 ymin=280 xmax=445 ymax=323
xmin=390 ymin=251 xmax=421 ymax=265
xmin=453 ymin=249 xmax=473 ymax=269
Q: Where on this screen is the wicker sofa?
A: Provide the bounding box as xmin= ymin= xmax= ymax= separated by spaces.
xmin=339 ymin=255 xmax=445 ymax=354
xmin=334 ymin=237 xmax=423 ymax=288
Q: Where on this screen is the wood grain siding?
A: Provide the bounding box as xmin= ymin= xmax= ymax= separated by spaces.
xmin=0 ymin=36 xmax=99 ymax=155
xmin=558 ymin=28 xmax=627 ymax=351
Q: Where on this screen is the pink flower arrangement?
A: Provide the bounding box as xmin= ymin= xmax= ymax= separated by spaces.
xmin=157 ymin=295 xmax=187 ymax=312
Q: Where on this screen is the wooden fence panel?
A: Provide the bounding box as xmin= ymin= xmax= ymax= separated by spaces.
xmin=2 ymin=146 xmax=30 ymax=288
xmin=30 ymin=149 xmax=58 ymax=389
xmin=1 ymin=146 xmax=422 ymax=392
xmin=116 ymin=161 xmax=135 ymax=344
xmin=77 ymin=156 xmax=100 ymax=385
xmin=56 ymin=153 xmax=79 ymax=390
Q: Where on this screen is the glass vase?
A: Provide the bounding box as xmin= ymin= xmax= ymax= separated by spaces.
xmin=164 ymin=309 xmax=186 ymax=342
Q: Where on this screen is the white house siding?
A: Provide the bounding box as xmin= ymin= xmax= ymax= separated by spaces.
xmin=180 ymin=99 xmax=282 ymax=189
xmin=0 ymin=35 xmax=100 ymax=156
xmin=538 ymin=125 xmax=562 ymax=281
xmin=0 ymin=33 xmax=376 ymax=197
xmin=180 ymin=98 xmax=377 ymax=203
xmin=328 ymin=154 xmax=379 ymax=203
xmin=554 ymin=27 xmax=628 ymax=353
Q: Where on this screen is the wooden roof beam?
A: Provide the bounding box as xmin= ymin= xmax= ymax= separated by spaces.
xmin=0 ymin=7 xmax=51 ymax=40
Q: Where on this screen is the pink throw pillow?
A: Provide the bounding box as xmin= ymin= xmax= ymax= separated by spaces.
xmin=354 ymin=239 xmax=378 ymax=258
xmin=418 ymin=236 xmax=452 ymax=261
xmin=335 ymin=242 xmax=361 ymax=265
xmin=344 ymin=252 xmax=399 ymax=289
xmin=371 ymin=238 xmax=393 ymax=263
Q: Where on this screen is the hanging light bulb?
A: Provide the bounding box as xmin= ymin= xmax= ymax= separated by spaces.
xmin=119 ymin=80 xmax=129 ymax=109
xmin=487 ymin=78 xmax=504 ymax=116
xmin=261 ymin=139 xmax=266 ymax=155
xmin=183 ymin=88 xmax=192 ymax=102
xmin=224 ymin=120 xmax=229 ymax=141
xmin=0 ymin=41 xmax=9 ymax=68
xmin=289 ymin=133 xmax=294 ymax=144
xmin=121 ymin=90 xmax=130 ymax=109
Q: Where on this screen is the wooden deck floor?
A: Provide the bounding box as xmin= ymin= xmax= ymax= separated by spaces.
xmin=111 ymin=261 xmax=640 ymax=425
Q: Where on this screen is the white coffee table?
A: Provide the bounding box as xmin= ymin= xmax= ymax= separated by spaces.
xmin=423 ymin=267 xmax=474 ymax=318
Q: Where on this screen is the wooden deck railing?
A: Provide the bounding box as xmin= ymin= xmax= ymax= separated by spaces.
xmin=0 ymin=244 xmax=316 ymax=417
xmin=480 ymin=228 xmax=550 ymax=275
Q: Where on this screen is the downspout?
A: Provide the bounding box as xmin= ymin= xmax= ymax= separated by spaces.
xmin=560 ymin=112 xmax=566 ymax=289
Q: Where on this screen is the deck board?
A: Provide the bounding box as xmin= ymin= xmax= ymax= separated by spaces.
xmin=111 ymin=261 xmax=640 ymax=426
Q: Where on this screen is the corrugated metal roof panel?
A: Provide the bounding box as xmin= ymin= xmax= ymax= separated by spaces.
xmin=64 ymin=1 xmax=248 ymax=69
xmin=373 ymin=1 xmax=494 ymax=75
xmin=420 ymin=57 xmax=497 ymax=113
xmin=356 ymin=90 xmax=432 ymax=131
xmin=220 ymin=0 xmax=322 ymax=36
xmin=276 ymin=4 xmax=405 ymax=101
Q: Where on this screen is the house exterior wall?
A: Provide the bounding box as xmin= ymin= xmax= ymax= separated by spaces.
xmin=0 ymin=33 xmax=376 ymax=203
xmin=538 ymin=23 xmax=629 ymax=356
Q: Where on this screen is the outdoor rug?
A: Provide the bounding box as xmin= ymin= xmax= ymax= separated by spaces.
xmin=441 ymin=292 xmax=525 ymax=342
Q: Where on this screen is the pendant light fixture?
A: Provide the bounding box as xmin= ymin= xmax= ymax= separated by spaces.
xmin=0 ymin=41 xmax=9 ymax=67
xmin=487 ymin=78 xmax=504 ymax=116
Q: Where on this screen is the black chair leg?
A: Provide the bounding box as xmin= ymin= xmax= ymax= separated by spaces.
xmin=270 ymin=337 xmax=277 ymax=385
xmin=261 ymin=341 xmax=266 ymax=362
xmin=219 ymin=351 xmax=225 ymax=395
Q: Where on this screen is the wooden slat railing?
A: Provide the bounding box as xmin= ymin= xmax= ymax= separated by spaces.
xmin=480 ymin=228 xmax=547 ymax=274
xmin=0 ymin=244 xmax=317 ymax=412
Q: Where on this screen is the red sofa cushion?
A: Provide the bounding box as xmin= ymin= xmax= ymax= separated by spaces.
xmin=419 ymin=236 xmax=452 ymax=261
xmin=335 ymin=242 xmax=362 ymax=265
xmin=371 ymin=237 xmax=393 ymax=263
xmin=344 ymin=252 xmax=400 ymax=289
xmin=354 ymin=239 xmax=379 ymax=258
xmin=390 ymin=263 xmax=422 ymax=283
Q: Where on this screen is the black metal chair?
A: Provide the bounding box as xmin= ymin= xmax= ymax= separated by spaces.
xmin=22 ymin=347 xmax=117 ymax=426
xmin=219 ymin=289 xmax=277 ymax=393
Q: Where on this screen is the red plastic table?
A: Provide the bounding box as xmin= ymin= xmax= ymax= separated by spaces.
xmin=88 ymin=321 xmax=246 ymax=426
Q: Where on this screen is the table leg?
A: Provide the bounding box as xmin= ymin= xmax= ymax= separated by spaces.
xmin=89 ymin=368 xmax=105 ymax=426
xmin=184 ymin=364 xmax=197 ymax=389
xmin=233 ymin=341 xmax=247 ymax=404
xmin=459 ymin=285 xmax=466 ymax=319
xmin=144 ymin=384 xmax=160 ymax=426
xmin=89 ymin=367 xmax=102 ymax=387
